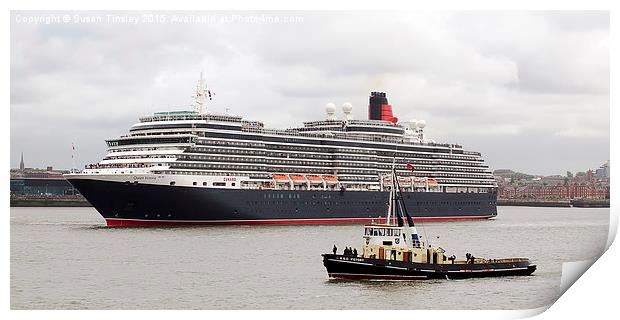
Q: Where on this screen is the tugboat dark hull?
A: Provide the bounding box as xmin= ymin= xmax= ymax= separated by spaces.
xmin=322 ymin=254 xmax=536 ymax=280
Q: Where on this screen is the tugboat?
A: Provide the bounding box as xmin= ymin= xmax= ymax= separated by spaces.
xmin=322 ymin=166 xmax=536 ymax=280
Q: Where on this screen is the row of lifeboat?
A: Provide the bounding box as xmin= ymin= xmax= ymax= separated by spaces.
xmin=386 ymin=176 xmax=439 ymax=186
xmin=270 ymin=174 xmax=439 ymax=186
xmin=271 ymin=174 xmax=339 ymax=184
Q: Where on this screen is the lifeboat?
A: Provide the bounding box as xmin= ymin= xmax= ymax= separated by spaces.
xmin=398 ymin=176 xmax=412 ymax=187
xmin=412 ymin=178 xmax=426 ymax=187
xmin=322 ymin=175 xmax=339 ymax=184
xmin=290 ymin=175 xmax=307 ymax=184
xmin=306 ymin=175 xmax=324 ymax=184
xmin=272 ymin=174 xmax=290 ymax=182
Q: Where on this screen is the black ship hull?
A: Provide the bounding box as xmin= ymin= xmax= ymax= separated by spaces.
xmin=322 ymin=254 xmax=536 ymax=280
xmin=67 ymin=178 xmax=497 ymax=226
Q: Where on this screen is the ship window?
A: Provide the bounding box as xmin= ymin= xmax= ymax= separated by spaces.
xmin=213 ymin=182 xmax=226 ymax=187
xmin=203 ymin=182 xmax=207 ymax=186
xmin=170 ymin=181 xmax=176 ymax=186
xmin=193 ymin=182 xmax=197 ymax=186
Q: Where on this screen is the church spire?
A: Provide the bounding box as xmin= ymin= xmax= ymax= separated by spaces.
xmin=19 ymin=152 xmax=25 ymax=171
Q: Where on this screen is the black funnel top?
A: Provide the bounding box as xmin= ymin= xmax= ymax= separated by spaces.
xmin=369 ymin=92 xmax=388 ymax=121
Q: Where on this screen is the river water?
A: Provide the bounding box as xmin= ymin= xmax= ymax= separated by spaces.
xmin=10 ymin=206 xmax=609 ymax=310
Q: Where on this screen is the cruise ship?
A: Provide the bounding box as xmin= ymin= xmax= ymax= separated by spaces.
xmin=65 ymin=76 xmax=498 ymax=226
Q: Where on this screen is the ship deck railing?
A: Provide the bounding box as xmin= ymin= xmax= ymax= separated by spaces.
xmin=452 ymin=257 xmax=530 ymax=264
xmin=118 ymin=132 xmax=196 ymax=139
xmin=462 ymin=150 xmax=482 ymax=156
xmin=140 ymin=113 xmax=244 ymax=123
xmin=133 ymin=113 xmax=466 ymax=149
xmin=241 ymin=126 xmax=463 ymax=149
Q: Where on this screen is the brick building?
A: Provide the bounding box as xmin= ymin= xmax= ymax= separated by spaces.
xmin=499 ymin=183 xmax=609 ymax=200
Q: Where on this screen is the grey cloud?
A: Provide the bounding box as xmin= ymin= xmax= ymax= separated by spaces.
xmin=10 ymin=10 xmax=609 ymax=175
xmin=448 ymin=11 xmax=609 ymax=95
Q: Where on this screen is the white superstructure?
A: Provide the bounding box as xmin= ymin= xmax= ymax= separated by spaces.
xmin=75 ymin=77 xmax=497 ymax=193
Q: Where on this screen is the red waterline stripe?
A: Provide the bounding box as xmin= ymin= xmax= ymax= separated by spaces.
xmin=105 ymin=215 xmax=495 ymax=227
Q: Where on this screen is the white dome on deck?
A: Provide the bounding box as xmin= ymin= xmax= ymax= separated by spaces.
xmin=325 ymin=103 xmax=337 ymax=120
xmin=325 ymin=103 xmax=336 ymax=113
xmin=342 ymin=102 xmax=353 ymax=113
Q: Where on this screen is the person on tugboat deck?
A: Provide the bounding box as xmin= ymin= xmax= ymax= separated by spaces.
xmin=333 ymin=245 xmax=337 ymax=255
xmin=448 ymin=255 xmax=456 ymax=264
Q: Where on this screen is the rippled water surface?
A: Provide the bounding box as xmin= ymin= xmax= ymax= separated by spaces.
xmin=10 ymin=206 xmax=609 ymax=309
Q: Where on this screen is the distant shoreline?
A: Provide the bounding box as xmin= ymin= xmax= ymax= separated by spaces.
xmin=10 ymin=196 xmax=609 ymax=208
xmin=10 ymin=196 xmax=91 ymax=207
xmin=498 ymin=199 xmax=610 ymax=208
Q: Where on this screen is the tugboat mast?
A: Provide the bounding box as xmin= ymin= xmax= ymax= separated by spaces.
xmin=386 ymin=158 xmax=396 ymax=225
xmin=388 ymin=160 xmax=422 ymax=248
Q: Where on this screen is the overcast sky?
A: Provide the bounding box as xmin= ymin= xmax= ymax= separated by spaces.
xmin=10 ymin=11 xmax=609 ymax=175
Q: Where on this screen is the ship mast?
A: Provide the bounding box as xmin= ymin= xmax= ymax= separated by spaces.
xmin=195 ymin=72 xmax=208 ymax=114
